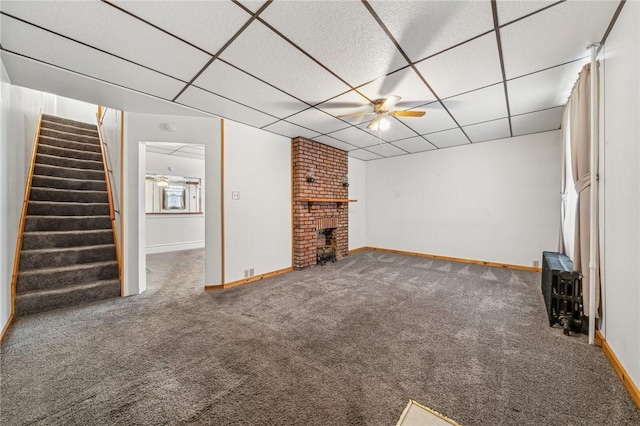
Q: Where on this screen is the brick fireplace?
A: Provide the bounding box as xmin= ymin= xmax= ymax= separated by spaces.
xmin=292 ymin=137 xmax=350 ymax=269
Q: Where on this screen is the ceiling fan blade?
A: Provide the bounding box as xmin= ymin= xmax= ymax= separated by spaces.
xmin=337 ymin=112 xmax=376 ymax=119
xmin=391 ymin=110 xmax=426 ymax=117
xmin=367 ymin=116 xmax=383 ymax=131
xmin=378 ymin=95 xmax=401 ymax=112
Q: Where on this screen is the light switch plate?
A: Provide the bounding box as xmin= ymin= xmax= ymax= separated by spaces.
xmin=232 ymin=191 xmax=240 ymax=200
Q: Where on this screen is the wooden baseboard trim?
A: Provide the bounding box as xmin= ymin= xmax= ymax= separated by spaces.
xmin=205 ymin=267 xmax=293 ymax=291
xmin=364 ymin=247 xmax=542 ymax=272
xmin=348 ymin=247 xmax=368 ymax=254
xmin=1 ymin=314 xmax=15 ymax=345
xmin=596 ymin=331 xmax=640 ymax=409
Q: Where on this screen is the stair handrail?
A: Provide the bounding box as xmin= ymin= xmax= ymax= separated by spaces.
xmin=95 ymin=113 xmax=122 ymax=291
xmin=96 ymin=109 xmax=120 ymax=216
xmin=10 ymin=113 xmax=44 ymax=318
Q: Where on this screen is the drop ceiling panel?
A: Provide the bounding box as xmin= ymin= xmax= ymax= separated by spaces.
xmin=425 ymin=128 xmax=470 ymax=149
xmin=261 ymin=1 xmax=407 ymax=87
xmin=178 ymin=86 xmax=276 ymax=128
xmin=443 ymin=84 xmax=508 ymax=126
xmin=178 ymin=146 xmax=206 ymax=155
xmin=496 ymin=0 xmax=558 ymax=25
xmin=416 ymin=33 xmax=503 ymax=99
xmin=192 ymin=60 xmax=308 ymax=119
xmin=237 ymin=1 xmax=268 ymax=14
xmin=146 ymin=146 xmax=174 ymax=155
xmin=364 ymin=142 xmax=406 ymax=158
xmin=261 ymin=120 xmax=319 ymax=140
xmin=220 ymin=21 xmax=350 ymax=103
xmin=357 ymin=67 xmax=436 ymax=109
xmin=112 ymin=0 xmax=249 ymax=55
xmin=170 ymin=151 xmax=205 ymax=160
xmin=317 ymin=91 xmax=372 ymax=125
xmin=348 ymin=149 xmax=382 ymax=161
xmin=391 ymin=136 xmax=436 ymax=154
xmin=1 ymin=16 xmax=184 ymax=100
xmin=401 ymin=103 xmax=457 ymax=135
xmin=369 ymin=0 xmax=494 ymax=62
xmin=312 ymin=135 xmax=357 ymax=152
xmin=286 ymin=108 xmax=350 ymax=135
xmin=508 ymin=59 xmax=585 ymax=115
xmin=463 ymin=118 xmax=511 ymax=143
xmin=501 ymin=0 xmax=619 ymax=78
xmin=512 ymin=107 xmax=563 ymax=136
xmin=327 ymin=126 xmax=384 ymax=149
xmin=357 ymin=118 xmax=417 ymax=143
xmin=1 ymin=1 xmax=210 ymax=81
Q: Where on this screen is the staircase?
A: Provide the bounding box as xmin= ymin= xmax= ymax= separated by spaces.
xmin=15 ymin=114 xmax=120 ymax=316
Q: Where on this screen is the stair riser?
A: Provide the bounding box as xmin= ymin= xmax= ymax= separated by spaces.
xmin=15 ymin=280 xmax=120 ymax=316
xmin=31 ymin=175 xmax=107 ymax=192
xmin=24 ymin=216 xmax=112 ymax=232
xmin=20 ymin=245 xmax=117 ymax=271
xmin=36 ymin=153 xmax=104 ymax=171
xmin=39 ymin=136 xmax=102 ymax=154
xmin=28 ymin=202 xmax=110 ymax=216
xmin=30 ymin=188 xmax=109 ymax=203
xmin=34 ymin=164 xmax=106 ymax=181
xmin=42 ymin=114 xmax=97 ymax=130
xmin=22 ymin=230 xmax=114 ymax=250
xmin=38 ymin=143 xmax=103 ymax=162
xmin=41 ymin=121 xmax=99 ymax=138
xmin=39 ymin=128 xmax=99 ymax=145
xmin=17 ymin=263 xmax=119 ymax=292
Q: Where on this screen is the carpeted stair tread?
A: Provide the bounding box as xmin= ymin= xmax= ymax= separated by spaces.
xmin=36 ymin=152 xmax=104 ymax=171
xmin=42 ymin=114 xmax=96 ymax=130
xmin=40 ymin=120 xmax=99 ymax=137
xmin=17 ymin=260 xmax=119 ymax=293
xmin=39 ymin=128 xmax=99 ymax=145
xmin=24 ymin=215 xmax=112 ymax=232
xmin=15 ymin=279 xmax=120 ymax=317
xmin=39 ymin=136 xmax=102 ymax=153
xmin=34 ymin=163 xmax=106 ymax=181
xmin=38 ymin=143 xmax=103 ymax=162
xmin=22 ymin=228 xmax=114 ymax=250
xmin=31 ymin=175 xmax=107 ymax=191
xmin=27 ymin=200 xmax=110 ymax=216
xmin=30 ymin=187 xmax=108 ymax=203
xmin=19 ymin=244 xmax=116 ymax=270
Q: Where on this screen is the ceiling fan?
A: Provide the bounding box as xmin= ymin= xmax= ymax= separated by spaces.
xmin=338 ymin=95 xmax=426 ymax=132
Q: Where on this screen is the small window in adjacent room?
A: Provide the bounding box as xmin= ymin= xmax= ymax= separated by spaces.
xmin=163 ymin=187 xmax=186 ymax=210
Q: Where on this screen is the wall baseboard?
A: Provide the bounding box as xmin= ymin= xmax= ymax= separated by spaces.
xmin=145 ymin=241 xmax=205 ymax=255
xmin=1 ymin=314 xmax=15 ymax=345
xmin=596 ymin=330 xmax=640 ymax=409
xmin=363 ymin=246 xmax=542 ymax=272
xmin=205 ymin=267 xmax=293 ymax=291
xmin=348 ymin=247 xmax=368 ymax=254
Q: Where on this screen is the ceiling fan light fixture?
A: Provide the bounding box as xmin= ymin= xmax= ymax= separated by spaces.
xmin=370 ymin=116 xmax=391 ymax=132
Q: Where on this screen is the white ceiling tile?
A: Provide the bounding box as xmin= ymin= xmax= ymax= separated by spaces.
xmin=286 ymin=108 xmax=350 ymax=135
xmin=237 ymin=1 xmax=268 ymax=14
xmin=348 ymin=149 xmax=383 ymax=161
xmin=0 ymin=16 xmax=185 ymax=100
xmin=146 ymin=146 xmax=174 ymax=155
xmin=261 ymin=120 xmax=319 ymax=140
xmin=501 ymin=0 xmax=619 ymax=78
xmin=463 ymin=118 xmax=511 ymax=143
xmin=425 ymin=128 xmax=470 ymax=149
xmin=112 ymin=1 xmax=248 ymax=55
xmin=312 ymin=135 xmax=358 ymax=152
xmin=357 ymin=118 xmax=417 ymax=143
xmin=170 ymin=151 xmax=205 ymax=161
xmin=496 ymin=0 xmax=559 ymax=25
xmin=220 ymin=21 xmax=350 ymax=103
xmin=508 ymin=59 xmax=585 ymax=115
xmin=391 ymin=136 xmax=437 ymax=154
xmin=1 ymin=1 xmax=211 ymax=81
xmin=317 ymin=91 xmax=372 ymax=125
xmin=192 ymin=60 xmax=308 ymax=119
xmin=369 ymin=0 xmax=494 ymax=62
xmin=512 ymin=107 xmax=563 ymax=136
xmin=178 ymin=86 xmax=276 ymax=128
xmin=443 ymin=84 xmax=508 ymax=126
xmin=364 ymin=142 xmax=406 ymax=158
xmin=326 ymin=126 xmax=384 ymax=149
xmin=177 ymin=146 xmax=205 ymax=154
xmin=261 ymin=1 xmax=407 ymax=87
xmin=401 ymin=102 xmax=457 ymax=135
xmin=357 ymin=67 xmax=436 ymax=109
xmin=416 ymin=33 xmax=503 ymax=99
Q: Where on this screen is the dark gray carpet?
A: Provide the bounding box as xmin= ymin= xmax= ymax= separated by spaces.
xmin=1 ymin=249 xmax=638 ymax=425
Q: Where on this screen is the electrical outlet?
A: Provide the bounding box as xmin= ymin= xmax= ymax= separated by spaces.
xmin=232 ymin=191 xmax=240 ymax=200
xmin=244 ymin=269 xmax=249 ymax=278
xmin=533 ymin=260 xmax=540 ymax=268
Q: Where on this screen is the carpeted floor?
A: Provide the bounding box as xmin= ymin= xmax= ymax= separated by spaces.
xmin=1 ymin=249 xmax=638 ymax=425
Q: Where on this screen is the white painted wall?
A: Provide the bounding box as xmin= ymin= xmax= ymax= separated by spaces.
xmin=223 ymin=120 xmax=291 ymax=283
xmin=348 ymin=157 xmax=366 ymax=250
xmin=600 ymin=0 xmax=640 ymax=387
xmin=123 ymin=113 xmax=221 ymax=294
xmin=52 ymin=95 xmax=97 ymax=125
xmin=366 ymin=131 xmax=562 ymax=267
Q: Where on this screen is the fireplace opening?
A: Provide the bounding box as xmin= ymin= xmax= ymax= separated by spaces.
xmin=317 ymin=228 xmax=337 ymax=266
